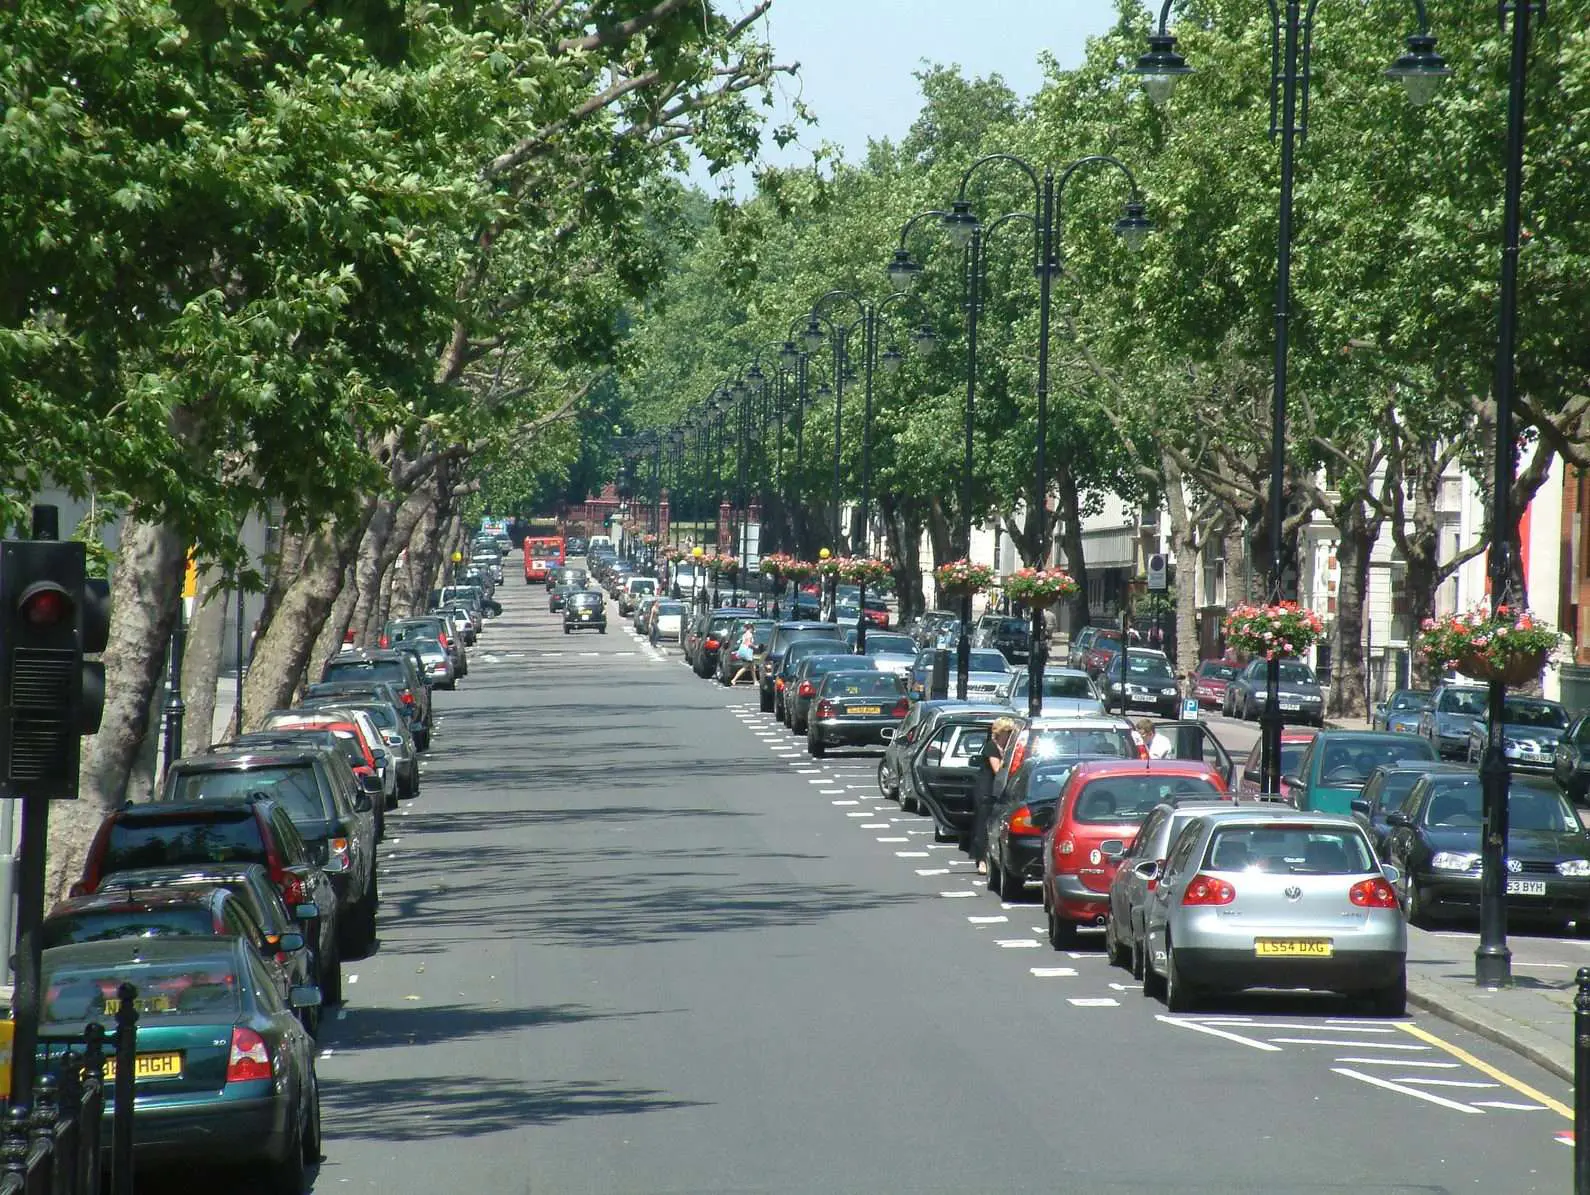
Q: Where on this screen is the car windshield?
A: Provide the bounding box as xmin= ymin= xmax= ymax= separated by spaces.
xmin=1277 ymin=662 xmax=1317 ymax=685
xmin=325 ymin=659 xmax=406 ymax=687
xmin=997 ymin=620 xmax=1028 ymax=636
xmin=1203 ymin=825 xmax=1376 ymax=874
xmin=1423 ymin=782 xmax=1578 ymax=832
xmin=865 ymin=634 xmax=916 ymax=656
xmin=166 ymin=766 xmax=325 ymax=822
xmin=1029 ymin=727 xmax=1136 ymax=760
xmin=569 ymin=593 xmax=602 ymax=608
xmin=1072 ymin=775 xmax=1221 ymax=822
xmin=41 ymin=956 xmax=242 ymax=1025
xmin=1316 ymin=737 xmax=1435 ymax=784
xmin=1200 ymin=663 xmax=1238 ymax=680
xmin=968 ymin=651 xmax=1011 ymax=673
xmin=41 ymin=908 xmax=216 ymax=950
xmin=821 ymin=672 xmax=906 ymax=698
xmin=1504 ymin=699 xmax=1569 ymax=729
xmin=1439 ymin=688 xmax=1488 ymax=716
xmin=104 ymin=817 xmax=265 ymax=873
xmin=1114 ymin=654 xmax=1174 ymax=681
xmin=1015 ymin=674 xmax=1096 ymax=699
xmin=1389 ymin=690 xmax=1432 ymax=711
xmin=629 ymin=580 xmax=655 ymax=593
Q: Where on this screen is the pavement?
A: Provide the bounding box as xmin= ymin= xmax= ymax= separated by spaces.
xmin=302 ymin=581 xmax=1575 ymax=1192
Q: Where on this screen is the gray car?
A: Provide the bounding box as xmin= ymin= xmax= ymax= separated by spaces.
xmin=1003 ymin=668 xmax=1105 ymax=716
xmin=1463 ymin=694 xmax=1568 ymax=771
xmin=1223 ymin=656 xmax=1325 ymax=726
xmin=1141 ymin=808 xmax=1407 ymax=1014
xmin=1370 ymin=688 xmax=1432 ymax=733
xmin=1417 ymin=682 xmax=1488 ymax=759
xmin=1104 ymin=799 xmax=1233 ymax=979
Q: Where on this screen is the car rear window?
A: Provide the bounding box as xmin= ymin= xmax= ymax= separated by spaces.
xmin=865 ymin=635 xmax=916 ymax=656
xmin=42 ymin=958 xmax=242 ymax=1024
xmin=104 ymin=817 xmax=266 ymax=872
xmin=968 ymin=651 xmax=1011 ymax=672
xmin=1203 ymin=825 xmax=1375 ymax=874
xmin=821 ymin=672 xmax=906 ymax=698
xmin=1200 ymin=663 xmax=1238 ymax=680
xmin=41 ymin=908 xmax=217 ymax=950
xmin=997 ymin=620 xmax=1028 ymax=635
xmin=1017 ymin=674 xmax=1096 ymax=699
xmin=1030 ymin=727 xmax=1136 ymax=761
xmin=1071 ymin=774 xmax=1220 ymax=822
xmin=1316 ymin=736 xmax=1436 ymax=783
xmin=166 ymin=766 xmax=326 ymax=822
xmin=325 ymin=660 xmax=406 ymax=687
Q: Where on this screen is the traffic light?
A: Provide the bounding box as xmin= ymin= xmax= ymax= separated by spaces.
xmin=0 ymin=540 xmax=108 ymax=798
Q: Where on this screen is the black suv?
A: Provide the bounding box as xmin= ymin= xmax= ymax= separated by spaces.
xmin=757 ymin=621 xmax=846 ymax=714
xmin=160 ymin=748 xmax=378 ymax=959
xmin=323 ymin=651 xmax=432 ymax=749
xmin=72 ymin=798 xmax=345 ymax=1005
xmin=974 ymin=616 xmax=1032 ymax=664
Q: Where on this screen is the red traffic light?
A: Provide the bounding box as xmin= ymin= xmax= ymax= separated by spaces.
xmin=18 ymin=582 xmax=73 ymax=629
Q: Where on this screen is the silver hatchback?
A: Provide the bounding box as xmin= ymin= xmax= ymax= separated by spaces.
xmin=1142 ymin=808 xmax=1406 ymax=1014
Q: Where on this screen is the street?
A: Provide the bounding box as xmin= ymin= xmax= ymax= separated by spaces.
xmin=311 ymin=584 xmax=1573 ymax=1194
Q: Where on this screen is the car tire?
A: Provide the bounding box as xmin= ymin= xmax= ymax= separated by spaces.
xmin=1164 ymin=938 xmax=1199 ymax=1012
xmin=1047 ymin=908 xmax=1077 ymax=950
xmin=1130 ymin=930 xmax=1146 ymax=981
xmin=1368 ymin=970 xmax=1407 ymax=1017
xmin=1141 ymin=940 xmax=1166 ymax=1000
xmin=1105 ymin=915 xmax=1129 ymax=968
xmin=807 ymin=737 xmax=826 ymax=757
xmin=303 ymin=1068 xmax=323 ymax=1163
xmin=269 ymin=1103 xmax=307 ymax=1195
xmin=1405 ymin=881 xmax=1435 ymax=928
xmin=877 ymin=761 xmax=895 ymax=798
xmin=996 ymin=858 xmax=1025 ymax=902
xmin=759 ymin=688 xmax=773 ymax=713
xmin=415 ymin=731 xmax=430 ymax=752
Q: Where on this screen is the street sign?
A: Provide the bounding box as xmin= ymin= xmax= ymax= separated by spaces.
xmin=1180 ymin=697 xmax=1200 ymax=721
xmin=1147 ymin=553 xmax=1168 ymax=592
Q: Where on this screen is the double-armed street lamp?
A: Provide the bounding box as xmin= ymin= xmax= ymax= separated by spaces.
xmin=898 ymin=153 xmax=1151 ymax=717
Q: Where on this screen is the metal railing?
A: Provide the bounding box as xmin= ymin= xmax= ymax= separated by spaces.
xmin=4 ymin=982 xmax=137 ymax=1195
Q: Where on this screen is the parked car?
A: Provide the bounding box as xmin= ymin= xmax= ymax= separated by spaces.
xmin=40 ymin=937 xmax=322 ymax=1191
xmin=686 ymin=608 xmax=756 ymax=675
xmin=1189 ymin=660 xmax=1240 ymax=711
xmin=1222 ymin=656 xmax=1325 ymax=726
xmin=1103 ymin=797 xmax=1236 ymax=979
xmin=991 ymin=716 xmax=1144 ymax=808
xmin=632 ymin=594 xmax=659 ymax=633
xmin=1281 ymin=730 xmax=1439 ymax=814
xmin=71 ymin=799 xmax=344 ymax=1005
xmin=898 ymin=706 xmax=1006 ymax=832
xmin=1003 ymin=668 xmax=1105 ymax=716
xmin=910 ymin=610 xmax=959 ymax=650
xmin=715 ymin=618 xmax=775 ymax=684
xmin=1067 ymin=625 xmax=1101 ymax=670
xmin=1381 ymin=771 xmax=1590 ymax=930
xmin=878 ymin=699 xmax=992 ymax=804
xmin=1096 ymin=649 xmax=1183 ymax=718
xmin=407 ymin=635 xmax=456 ymax=690
xmin=785 ymin=654 xmax=864 ymax=734
xmin=1371 ymin=688 xmax=1433 ymax=733
xmin=161 ymin=749 xmax=378 ymax=958
xmin=619 ymin=575 xmax=656 ymax=615
xmin=1350 ymin=761 xmax=1470 ymax=852
xmin=776 ymin=640 xmax=856 ymax=724
xmin=255 ymin=711 xmax=396 ymax=815
xmin=758 ymin=621 xmax=846 ymax=713
xmin=564 ymin=589 xmax=608 ymax=634
xmin=1554 ymin=714 xmax=1590 ymax=802
xmin=806 ymin=670 xmax=909 ymax=757
xmin=1038 ymin=759 xmax=1230 ymax=947
xmin=1417 ymin=681 xmax=1489 ymax=759
xmin=294 ymin=697 xmax=419 ymax=800
xmin=1140 ymin=808 xmax=1406 ymax=1013
xmin=986 ymin=757 xmax=1116 ymax=900
xmin=322 ymin=651 xmax=431 ymax=750
xmin=1464 ymin=694 xmax=1569 ymax=770
xmin=907 ymin=648 xmax=1010 ymax=702
xmin=301 ymin=679 xmax=424 ymax=753
xmin=548 ymin=584 xmax=576 ymax=613
xmin=1235 ymin=728 xmax=1320 ymax=795
xmin=851 ymin=630 xmax=917 ymax=665
xmin=973 ymin=616 xmax=1031 ymax=664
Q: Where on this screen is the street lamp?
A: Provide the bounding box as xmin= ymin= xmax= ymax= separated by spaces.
xmin=1133 ymin=0 xmax=1447 ymax=812
xmin=937 ymin=153 xmax=1151 ymax=717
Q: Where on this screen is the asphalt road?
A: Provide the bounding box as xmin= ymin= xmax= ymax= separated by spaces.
xmin=311 ymin=584 xmax=1573 ymax=1194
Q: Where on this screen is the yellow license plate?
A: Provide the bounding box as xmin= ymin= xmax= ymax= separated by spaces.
xmin=102 ymin=1052 xmax=182 ymax=1081
xmin=1254 ymin=939 xmax=1334 ymax=958
xmin=850 ymin=706 xmax=881 ymax=715
xmin=103 ymin=995 xmax=174 ymax=1015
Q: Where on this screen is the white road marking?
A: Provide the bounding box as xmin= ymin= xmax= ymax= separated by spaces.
xmin=1472 ymin=1101 xmax=1546 ymax=1111
xmin=348 ymin=974 xmax=359 ymax=984
xmin=1108 ymin=983 xmax=1133 ymax=991
xmin=939 ymin=890 xmax=979 ymax=898
xmin=845 ymin=811 xmax=871 ymax=818
xmin=967 ymin=915 xmax=1008 ymax=923
xmin=1272 ymin=1038 xmax=1429 ymax=1050
xmin=896 ymin=851 xmax=930 ymax=857
xmin=1393 ymin=1079 xmax=1498 ymax=1089
xmin=926 ymin=844 xmax=957 ymax=851
xmin=1331 ymin=1067 xmax=1483 ymax=1114
xmin=1156 ymin=1016 xmax=1283 ymax=1052
xmin=1029 ymin=967 xmax=1078 ymax=978
xmin=1335 ymin=1058 xmax=1459 ymax=1069
xmin=1068 ymin=998 xmax=1120 ymax=1007
xmin=821 ymin=789 xmax=846 ymax=795
xmin=1226 ymin=1021 xmax=1400 ymax=1034
xmin=860 ymin=823 xmax=889 ymax=828
xmin=796 ymin=768 xmax=822 ymax=774
xmin=831 ymin=800 xmax=859 ymax=806
xmin=877 ymin=836 xmax=909 ymax=842
xmin=995 ymin=939 xmax=1042 ymax=948
xmin=915 ymin=868 xmax=950 ymax=876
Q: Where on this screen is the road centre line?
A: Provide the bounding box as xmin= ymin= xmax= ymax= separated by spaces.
xmin=1331 ymin=1068 xmax=1482 ymax=1114
xmin=1156 ymin=1016 xmax=1283 ymax=1052
xmin=1398 ymin=1021 xmax=1573 ymax=1119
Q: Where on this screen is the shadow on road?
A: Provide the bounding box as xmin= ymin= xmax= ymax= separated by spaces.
xmin=321 ymin=1001 xmax=676 ymax=1053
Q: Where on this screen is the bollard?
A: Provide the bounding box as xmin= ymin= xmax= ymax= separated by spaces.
xmin=929 ymin=649 xmax=950 ymax=701
xmin=1577 ymin=967 xmax=1590 ymax=1194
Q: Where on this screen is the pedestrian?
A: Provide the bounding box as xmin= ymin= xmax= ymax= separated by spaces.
xmin=1135 ymin=717 xmax=1174 ymax=759
xmin=971 ymin=717 xmax=1017 ymax=874
xmin=730 ymin=624 xmax=757 ymax=685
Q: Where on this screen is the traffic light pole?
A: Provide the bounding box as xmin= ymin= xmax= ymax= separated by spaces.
xmin=9 ymin=796 xmax=50 ymax=1104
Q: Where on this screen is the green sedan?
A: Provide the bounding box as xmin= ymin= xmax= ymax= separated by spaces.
xmin=1280 ymin=730 xmax=1439 ymax=814
xmin=40 ymin=936 xmax=321 ymax=1194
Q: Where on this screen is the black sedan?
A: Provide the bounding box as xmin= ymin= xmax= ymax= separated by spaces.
xmin=564 ymin=590 xmax=607 ymax=633
xmin=807 ymin=671 xmax=909 ymax=757
xmin=1223 ymin=656 xmax=1325 ymax=726
xmin=1555 ymin=715 xmax=1590 ymax=801
xmin=1382 ymin=772 xmax=1590 ymax=930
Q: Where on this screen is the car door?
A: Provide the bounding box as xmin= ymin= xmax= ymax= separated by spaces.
xmin=1381 ymin=784 xmax=1427 ymax=876
xmin=912 ymin=719 xmax=993 ymax=817
xmin=1111 ymin=806 xmax=1166 ymax=943
xmin=1145 ymin=819 xmax=1206 ymax=960
xmin=1152 ymin=721 xmax=1234 ymax=788
xmin=1354 ymin=773 xmax=1386 ymax=845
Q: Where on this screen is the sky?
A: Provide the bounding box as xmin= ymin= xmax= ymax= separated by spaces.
xmin=691 ymin=2 xmax=1131 ymax=190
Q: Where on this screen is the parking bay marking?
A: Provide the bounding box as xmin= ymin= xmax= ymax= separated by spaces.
xmin=1331 ymin=1067 xmax=1482 ymax=1115
xmin=1398 ymin=1021 xmax=1572 ymax=1120
xmin=1068 ymin=998 xmax=1120 ymax=1007
xmin=1156 ymin=1016 xmax=1283 ymax=1053
xmin=1030 ymin=967 xmax=1078 ymax=978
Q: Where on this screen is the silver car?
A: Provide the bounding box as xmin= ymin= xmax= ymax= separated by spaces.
xmin=650 ymin=599 xmax=686 ymax=644
xmin=1004 ymin=668 xmax=1105 ymax=716
xmin=1141 ymin=808 xmax=1406 ymax=1014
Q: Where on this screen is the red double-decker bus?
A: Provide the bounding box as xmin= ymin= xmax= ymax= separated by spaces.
xmin=523 ymin=536 xmax=565 ymax=583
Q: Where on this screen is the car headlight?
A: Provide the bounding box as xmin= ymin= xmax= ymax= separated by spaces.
xmin=1302 ymin=694 xmax=1321 ymax=703
xmin=1557 ymin=859 xmax=1590 ymax=878
xmin=1161 ymin=687 xmax=1178 ymax=696
xmin=1431 ymin=851 xmax=1481 ymax=872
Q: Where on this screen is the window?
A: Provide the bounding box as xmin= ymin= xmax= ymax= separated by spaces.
xmin=1438 ymin=688 xmax=1488 ymax=716
xmin=1163 ymin=820 xmax=1203 ymax=874
xmin=168 ymin=765 xmax=326 ymax=822
xmin=1127 ymin=810 xmax=1165 ymax=859
xmin=1070 ymin=775 xmax=1221 ymax=823
xmin=270 ymin=811 xmax=311 ymax=865
xmin=40 ymin=908 xmax=215 ymax=949
xmin=1202 ymin=825 xmax=1375 ymax=874
xmin=105 ymin=818 xmax=266 ymax=872
xmin=42 ymin=958 xmax=242 ymax=1025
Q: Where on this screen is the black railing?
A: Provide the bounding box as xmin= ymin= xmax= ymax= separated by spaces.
xmin=5 ymin=981 xmax=137 ymax=1195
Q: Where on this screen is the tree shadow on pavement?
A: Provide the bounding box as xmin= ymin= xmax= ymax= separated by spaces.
xmin=321 ymin=1075 xmax=706 ymax=1141
xmin=321 ymin=1001 xmax=678 ymax=1053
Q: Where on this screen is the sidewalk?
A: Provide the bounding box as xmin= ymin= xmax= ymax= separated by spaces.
xmin=1406 ymin=924 xmax=1586 ymax=1082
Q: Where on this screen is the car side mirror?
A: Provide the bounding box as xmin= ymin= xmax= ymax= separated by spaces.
xmin=1133 ymin=859 xmax=1161 ymax=881
xmin=357 ymin=773 xmax=382 ymax=795
xmin=276 ymin=931 xmax=306 ymax=954
xmin=1380 ymin=863 xmax=1402 ymax=886
xmin=1350 ymin=799 xmax=1372 ymax=817
xmin=1098 ymin=839 xmax=1127 ymax=862
xmin=293 ymin=902 xmax=320 ymax=922
xmin=289 ymin=984 xmax=323 ymax=1010
xmin=1385 ymin=810 xmax=1412 ymax=828
xmin=1281 ymin=774 xmax=1301 ymax=789
xmin=1031 ymin=805 xmax=1056 ymax=832
xmin=354 ymin=792 xmax=374 ymax=812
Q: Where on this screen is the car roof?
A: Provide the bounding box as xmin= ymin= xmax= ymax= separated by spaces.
xmin=99 ymin=863 xmax=271 ymax=889
xmin=52 ymin=887 xmax=219 ymax=914
xmin=1024 ymin=715 xmax=1134 ymax=730
xmin=42 ymin=936 xmax=243 ymax=970
xmin=1181 ymin=807 xmax=1365 ymax=830
xmin=1068 ymin=759 xmax=1218 ymax=779
xmin=1366 ymin=760 xmax=1469 ymax=777
xmin=174 ymin=750 xmax=325 ymax=770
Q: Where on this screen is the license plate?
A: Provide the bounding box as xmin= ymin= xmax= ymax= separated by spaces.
xmin=850 ymin=705 xmax=881 ymax=715
xmin=102 ymin=995 xmax=174 ymax=1015
xmin=1254 ymin=939 xmax=1333 ymax=958
xmin=1506 ymin=879 xmax=1547 ymax=896
xmin=1280 ymin=702 xmax=1301 ymax=712
xmin=101 ymin=1052 xmax=183 ymax=1081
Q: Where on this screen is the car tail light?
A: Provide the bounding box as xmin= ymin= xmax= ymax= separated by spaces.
xmin=1182 ymin=874 xmax=1237 ymax=906
xmin=378 ymin=635 xmax=389 ymax=648
xmin=775 ymin=678 xmax=786 ymax=691
xmin=226 ymin=1027 xmax=273 ymax=1083
xmin=1008 ymin=805 xmax=1041 ymax=837
xmin=329 ymin=837 xmax=351 ymax=868
xmin=1348 ymin=877 xmax=1399 ymax=908
xmin=279 ymin=870 xmax=306 ymax=908
xmin=797 ymin=681 xmax=815 ymax=698
xmin=891 ymin=698 xmax=909 ymax=717
xmin=815 ymin=699 xmax=834 ymax=719
xmin=1006 ymin=734 xmax=1028 ymax=775
xmin=705 ymin=638 xmax=719 ymax=650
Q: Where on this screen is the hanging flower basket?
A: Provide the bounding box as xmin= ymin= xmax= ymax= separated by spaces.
xmin=816 ymin=556 xmax=845 ymax=578
xmin=709 ymin=555 xmax=740 ymax=577
xmin=782 ymin=559 xmax=817 ymax=583
xmin=934 ymin=560 xmax=996 ymax=597
xmin=1419 ymin=605 xmax=1559 ymax=684
xmin=839 ymin=557 xmax=893 ymax=587
xmin=642 ymin=533 xmax=658 ymax=546
xmin=1003 ymin=567 xmax=1079 ymax=610
xmin=1222 ymin=602 xmax=1324 ymax=661
xmin=759 ymin=552 xmax=793 ymax=580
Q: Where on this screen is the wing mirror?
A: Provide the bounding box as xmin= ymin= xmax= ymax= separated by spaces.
xmin=1350 ymin=799 xmax=1372 ymax=817
xmin=293 ymin=902 xmax=320 ymax=922
xmin=275 ymin=931 xmax=306 ymax=954
xmin=1385 ymin=810 xmax=1412 ymax=828
xmin=880 ymin=727 xmax=896 ymax=742
xmin=1380 ymin=863 xmax=1403 ymax=886
xmin=289 ymin=984 xmax=323 ymax=1010
xmin=1133 ymin=859 xmax=1161 ymax=881
xmin=357 ymin=773 xmax=382 ymax=795
xmin=1098 ymin=839 xmax=1127 ymax=862
xmin=1030 ymin=805 xmax=1057 ymax=832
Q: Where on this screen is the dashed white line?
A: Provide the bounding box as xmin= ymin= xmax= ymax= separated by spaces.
xmin=995 ymin=939 xmax=1042 ymax=949
xmin=877 ymin=836 xmax=909 ymax=843
xmin=915 ymin=868 xmax=950 ymax=876
xmin=896 ymin=851 xmax=930 ymax=858
xmin=967 ymin=915 xmax=1008 ymax=923
xmin=1068 ymin=998 xmax=1120 ymax=1007
xmin=860 ymin=822 xmax=889 ymax=828
xmin=1029 ymin=967 xmax=1077 ymax=978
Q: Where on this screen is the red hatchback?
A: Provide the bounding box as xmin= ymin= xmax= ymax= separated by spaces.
xmin=1236 ymin=727 xmax=1319 ymax=794
xmin=1039 ymin=760 xmax=1229 ymax=948
xmin=1191 ymin=660 xmax=1241 ymax=710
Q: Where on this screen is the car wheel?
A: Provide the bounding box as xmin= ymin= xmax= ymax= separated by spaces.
xmin=807 ymin=736 xmax=826 ymax=757
xmin=1164 ymin=938 xmax=1199 ymax=1012
xmin=1141 ymin=938 xmax=1166 ymax=999
xmin=1368 ymin=969 xmax=1407 ymax=1017
xmin=1047 ymin=908 xmax=1078 ymax=950
xmin=759 ymin=688 xmax=773 ymax=714
xmin=1405 ymin=880 xmax=1434 ymax=928
xmin=877 ymin=760 xmax=895 ymax=798
xmin=1105 ymin=915 xmax=1129 ymax=968
xmin=1130 ymin=930 xmax=1145 ymax=981
xmin=996 ymin=858 xmax=1025 ymax=902
xmin=986 ymin=856 xmax=1002 ymax=894
xmin=303 ymin=1068 xmax=323 ymax=1163
xmin=415 ymin=731 xmax=430 ymax=752
xmin=268 ymin=1102 xmax=307 ymax=1195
